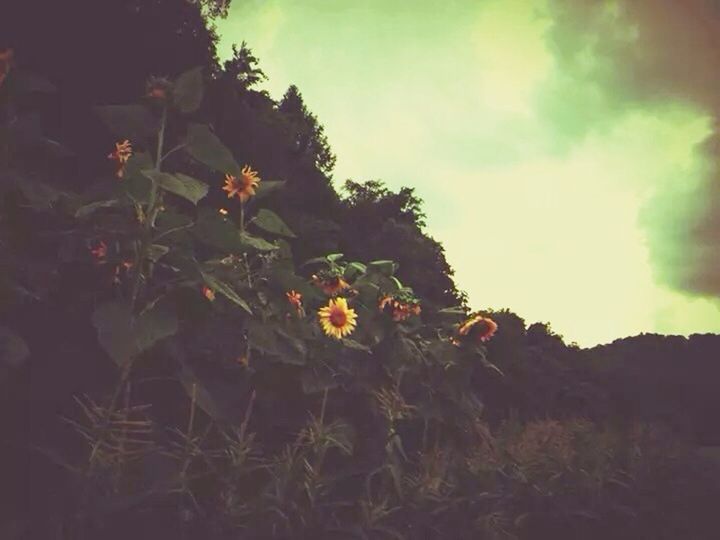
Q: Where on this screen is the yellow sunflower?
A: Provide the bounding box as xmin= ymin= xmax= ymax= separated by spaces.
xmin=223 ymin=165 xmax=260 ymax=202
xmin=458 ymin=315 xmax=498 ymax=343
xmin=318 ymin=297 xmax=357 ymax=339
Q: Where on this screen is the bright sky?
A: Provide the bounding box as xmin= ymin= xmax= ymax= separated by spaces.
xmin=217 ymin=0 xmax=720 ymax=346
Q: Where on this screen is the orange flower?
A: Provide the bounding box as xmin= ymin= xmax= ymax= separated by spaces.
xmin=107 ymin=140 xmax=132 ymax=179
xmin=458 ymin=315 xmax=498 ymax=344
xmin=312 ymin=274 xmax=349 ymax=296
xmin=145 ymin=76 xmax=172 ymax=101
xmin=318 ymin=297 xmax=357 ymax=339
xmin=202 ymin=286 xmax=216 ymax=301
xmin=90 ymin=241 xmax=108 ymax=263
xmin=286 ymin=290 xmax=304 ymax=315
xmin=222 ymin=165 xmax=260 ymax=202
xmin=378 ymin=294 xmax=421 ymax=321
xmin=0 ymin=48 xmax=14 ymax=88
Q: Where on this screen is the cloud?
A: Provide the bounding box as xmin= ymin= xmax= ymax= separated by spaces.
xmin=543 ymin=0 xmax=720 ymax=300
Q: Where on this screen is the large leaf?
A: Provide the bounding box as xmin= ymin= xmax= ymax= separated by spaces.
xmin=0 ymin=327 xmax=29 ymax=368
xmin=92 ymin=300 xmax=178 ymax=366
xmin=75 ymin=199 xmax=121 ymax=218
xmin=172 ymin=66 xmax=204 ymax=113
xmin=251 ymin=209 xmax=296 ymax=238
xmin=142 ymin=170 xmax=208 ymax=204
xmin=201 ymin=272 xmax=252 ymax=314
xmin=254 ymin=180 xmax=285 ymax=199
xmin=239 ymin=232 xmax=278 ymax=252
xmin=247 ymin=323 xmax=306 ymax=365
xmin=367 ymin=260 xmax=397 ymax=276
xmin=184 ymin=124 xmax=240 ymax=176
xmin=95 ymin=105 xmax=158 ymax=142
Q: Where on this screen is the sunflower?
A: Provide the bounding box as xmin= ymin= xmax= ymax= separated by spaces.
xmin=286 ymin=290 xmax=304 ymax=316
xmin=318 ymin=297 xmax=357 ymax=339
xmin=145 ymin=76 xmax=172 ymax=101
xmin=223 ymin=165 xmax=260 ymax=202
xmin=378 ymin=294 xmax=421 ymax=321
xmin=107 ymin=140 xmax=133 ymax=179
xmin=457 ymin=315 xmax=498 ymax=344
xmin=312 ymin=273 xmax=350 ymax=296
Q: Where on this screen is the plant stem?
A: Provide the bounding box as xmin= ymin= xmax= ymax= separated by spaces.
xmin=130 ymin=105 xmax=167 ymax=307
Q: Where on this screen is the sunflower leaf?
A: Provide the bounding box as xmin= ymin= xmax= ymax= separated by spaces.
xmin=173 ymin=66 xmax=204 ymax=113
xmin=184 ymin=124 xmax=240 ymax=177
xmin=141 ymin=170 xmax=209 ymax=205
xmin=251 ymin=209 xmax=296 ymax=238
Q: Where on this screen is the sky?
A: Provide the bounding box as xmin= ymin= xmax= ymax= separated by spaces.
xmin=216 ymin=0 xmax=720 ymax=346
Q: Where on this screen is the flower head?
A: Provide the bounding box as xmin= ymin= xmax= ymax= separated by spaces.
xmin=90 ymin=240 xmax=108 ymax=263
xmin=457 ymin=315 xmax=498 ymax=344
xmin=378 ymin=294 xmax=421 ymax=322
xmin=202 ymin=286 xmax=216 ymax=301
xmin=0 ymin=48 xmax=14 ymax=88
xmin=218 ymin=208 xmax=229 ymax=216
xmin=223 ymin=165 xmax=260 ymax=203
xmin=107 ymin=140 xmax=132 ymax=179
xmin=312 ymin=272 xmax=350 ymax=296
xmin=145 ymin=76 xmax=172 ymax=101
xmin=286 ymin=290 xmax=304 ymax=316
xmin=318 ymin=297 xmax=357 ymax=339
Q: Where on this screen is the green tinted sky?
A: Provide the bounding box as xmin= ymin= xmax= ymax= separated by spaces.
xmin=217 ymin=0 xmax=720 ymax=346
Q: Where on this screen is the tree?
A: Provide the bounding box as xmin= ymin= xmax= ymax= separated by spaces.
xmin=278 ymin=85 xmax=336 ymax=175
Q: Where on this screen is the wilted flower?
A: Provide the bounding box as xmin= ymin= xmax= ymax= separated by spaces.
xmin=378 ymin=294 xmax=421 ymax=322
xmin=286 ymin=290 xmax=304 ymax=316
xmin=202 ymin=286 xmax=216 ymax=301
xmin=107 ymin=140 xmax=132 ymax=179
xmin=318 ymin=297 xmax=357 ymax=339
xmin=223 ymin=165 xmax=260 ymax=202
xmin=457 ymin=314 xmax=498 ymax=344
xmin=312 ymin=272 xmax=349 ymax=296
xmin=145 ymin=76 xmax=172 ymax=101
xmin=0 ymin=48 xmax=14 ymax=88
xmin=90 ymin=240 xmax=108 ymax=263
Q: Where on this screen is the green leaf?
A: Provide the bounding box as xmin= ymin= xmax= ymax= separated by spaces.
xmin=95 ymin=105 xmax=158 ymax=142
xmin=135 ymin=300 xmax=179 ymax=353
xmin=254 ymin=180 xmax=285 ymax=199
xmin=173 ymin=66 xmax=204 ymax=113
xmin=75 ymin=199 xmax=121 ymax=218
xmin=0 ymin=327 xmax=29 ymax=368
xmin=201 ymin=272 xmax=252 ymax=313
xmin=184 ymin=124 xmax=240 ymax=176
xmin=436 ymin=307 xmax=468 ymax=324
xmin=344 ymin=262 xmax=367 ymax=280
xmin=251 ymin=209 xmax=296 ymax=238
xmin=141 ymin=170 xmax=208 ymax=205
xmin=239 ymin=232 xmax=278 ymax=252
xmin=367 ymin=260 xmax=396 ymax=276
xmin=92 ymin=300 xmax=178 ymax=367
xmin=147 ymin=244 xmax=170 ymax=262
xmin=13 ymin=70 xmax=56 ymax=93
xmin=341 ymin=338 xmax=371 ymax=353
xmin=92 ymin=301 xmax=136 ymax=366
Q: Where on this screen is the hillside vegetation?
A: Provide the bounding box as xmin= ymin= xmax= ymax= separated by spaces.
xmin=1 ymin=2 xmax=718 ymax=538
